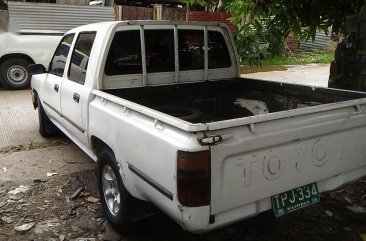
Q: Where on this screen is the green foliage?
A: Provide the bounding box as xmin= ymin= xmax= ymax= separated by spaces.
xmin=241 ymin=65 xmax=287 ymax=74
xmin=263 ymin=0 xmax=364 ymax=41
xmin=232 ymin=31 xmax=268 ymax=67
xmin=262 ymin=49 xmax=334 ymax=65
xmin=183 ymin=0 xmax=205 ymax=7
xmin=226 ymin=0 xmax=366 ymax=65
xmin=226 ymin=0 xmax=286 ymax=66
xmin=185 ymin=0 xmax=363 ymax=65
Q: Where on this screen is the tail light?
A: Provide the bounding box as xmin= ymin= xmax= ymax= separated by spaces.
xmin=177 ymin=150 xmax=210 ymax=207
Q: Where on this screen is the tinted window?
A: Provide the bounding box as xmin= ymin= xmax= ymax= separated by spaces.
xmin=208 ymin=31 xmax=231 ymax=68
xmin=50 ymin=34 xmax=74 ymax=77
xmin=145 ymin=30 xmax=175 ymax=73
xmin=105 ymin=30 xmax=142 ymax=75
xmin=178 ymin=30 xmax=204 ymax=71
xmin=68 ymin=32 xmax=96 ymax=85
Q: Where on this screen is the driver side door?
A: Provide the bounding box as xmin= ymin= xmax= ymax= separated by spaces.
xmin=41 ymin=34 xmax=75 ymax=126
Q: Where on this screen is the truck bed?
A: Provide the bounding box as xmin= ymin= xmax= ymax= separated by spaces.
xmin=103 ymin=78 xmax=366 ymax=123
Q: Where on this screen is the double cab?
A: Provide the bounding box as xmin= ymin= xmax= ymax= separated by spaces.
xmin=30 ymin=21 xmax=366 ymax=233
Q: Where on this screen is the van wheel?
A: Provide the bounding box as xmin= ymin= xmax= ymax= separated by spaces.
xmin=98 ymin=148 xmax=130 ymax=233
xmin=37 ymin=97 xmax=59 ymax=137
xmin=0 ymin=58 xmax=32 ymax=90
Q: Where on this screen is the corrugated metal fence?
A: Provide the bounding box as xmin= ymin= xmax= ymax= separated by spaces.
xmin=8 ymin=2 xmax=114 ymax=32
xmin=300 ymin=32 xmax=331 ymax=50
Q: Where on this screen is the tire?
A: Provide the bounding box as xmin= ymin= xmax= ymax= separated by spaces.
xmin=37 ymin=97 xmax=59 ymax=137
xmin=0 ymin=58 xmax=32 ymax=90
xmin=98 ymin=148 xmax=130 ymax=233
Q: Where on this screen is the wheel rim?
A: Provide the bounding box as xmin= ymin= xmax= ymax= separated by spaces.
xmin=7 ymin=65 xmax=28 ymax=85
xmin=102 ymin=165 xmax=121 ymax=216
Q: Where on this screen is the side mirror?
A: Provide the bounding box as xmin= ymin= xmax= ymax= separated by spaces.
xmin=29 ymin=64 xmax=46 ymax=75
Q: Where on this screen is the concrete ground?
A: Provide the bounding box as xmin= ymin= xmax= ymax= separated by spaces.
xmin=0 ymin=89 xmax=46 ymax=148
xmin=242 ymin=63 xmax=330 ymax=87
xmin=0 ymin=89 xmax=95 ymax=182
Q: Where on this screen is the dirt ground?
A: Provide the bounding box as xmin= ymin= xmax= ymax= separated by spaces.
xmin=0 ymin=165 xmax=365 ymax=241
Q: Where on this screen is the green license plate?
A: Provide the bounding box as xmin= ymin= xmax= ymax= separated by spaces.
xmin=271 ymin=183 xmax=320 ymax=217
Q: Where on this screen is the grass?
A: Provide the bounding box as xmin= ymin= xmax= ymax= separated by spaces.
xmin=242 ymin=65 xmax=287 ymax=74
xmin=241 ymin=49 xmax=334 ymax=74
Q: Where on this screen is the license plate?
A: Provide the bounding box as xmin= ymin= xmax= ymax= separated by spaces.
xmin=271 ymin=183 xmax=320 ymax=217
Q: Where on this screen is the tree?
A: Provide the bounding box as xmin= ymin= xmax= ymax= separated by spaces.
xmin=247 ymin=0 xmax=364 ymax=40
xmin=186 ymin=0 xmax=366 ymax=90
xmin=229 ymin=0 xmax=366 ymax=89
xmin=226 ymin=0 xmax=286 ymax=65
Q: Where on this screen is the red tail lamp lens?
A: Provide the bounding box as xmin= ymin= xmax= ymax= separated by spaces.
xmin=177 ymin=151 xmax=210 ymax=207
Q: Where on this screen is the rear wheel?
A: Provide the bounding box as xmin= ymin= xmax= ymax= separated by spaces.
xmin=98 ymin=148 xmax=130 ymax=233
xmin=0 ymin=58 xmax=32 ymax=90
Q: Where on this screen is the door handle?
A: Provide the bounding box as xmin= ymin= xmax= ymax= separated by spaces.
xmin=73 ymin=93 xmax=80 ymax=103
xmin=54 ymin=84 xmax=59 ymax=92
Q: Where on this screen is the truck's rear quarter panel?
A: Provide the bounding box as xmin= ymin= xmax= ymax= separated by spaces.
xmin=88 ymin=92 xmax=213 ymax=229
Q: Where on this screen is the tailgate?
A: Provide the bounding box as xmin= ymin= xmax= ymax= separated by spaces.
xmin=210 ymin=105 xmax=366 ymax=215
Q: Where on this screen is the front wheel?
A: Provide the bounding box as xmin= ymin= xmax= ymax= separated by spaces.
xmin=37 ymin=97 xmax=59 ymax=137
xmin=0 ymin=58 xmax=32 ymax=89
xmin=98 ymin=148 xmax=130 ymax=233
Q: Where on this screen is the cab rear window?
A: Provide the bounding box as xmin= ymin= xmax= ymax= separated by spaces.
xmin=105 ymin=28 xmax=231 ymax=76
xmin=105 ymin=30 xmax=142 ymax=76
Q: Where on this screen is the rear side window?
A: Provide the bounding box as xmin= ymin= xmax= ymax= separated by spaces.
xmin=208 ymin=31 xmax=231 ymax=69
xmin=105 ymin=30 xmax=142 ymax=75
xmin=145 ymin=30 xmax=175 ymax=73
xmin=50 ymin=34 xmax=74 ymax=77
xmin=178 ymin=30 xmax=204 ymax=71
xmin=68 ymin=32 xmax=96 ymax=85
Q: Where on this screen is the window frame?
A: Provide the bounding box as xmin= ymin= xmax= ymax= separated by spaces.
xmin=67 ymin=31 xmax=97 ymax=85
xmin=177 ymin=29 xmax=206 ymax=71
xmin=49 ymin=33 xmax=75 ymax=78
xmin=102 ymin=26 xmax=144 ymax=89
xmin=144 ymin=29 xmax=175 ymax=73
xmin=104 ymin=29 xmax=143 ymax=76
xmin=207 ymin=30 xmax=232 ymax=69
xmin=101 ymin=24 xmax=236 ymax=89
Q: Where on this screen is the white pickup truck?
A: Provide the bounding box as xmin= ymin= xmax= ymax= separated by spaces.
xmin=30 ymin=21 xmax=366 ymax=233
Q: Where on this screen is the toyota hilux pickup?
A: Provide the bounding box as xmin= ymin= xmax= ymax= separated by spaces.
xmin=30 ymin=21 xmax=366 ymax=233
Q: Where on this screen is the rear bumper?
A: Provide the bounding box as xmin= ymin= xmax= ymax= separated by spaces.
xmin=201 ymin=167 xmax=366 ymax=232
